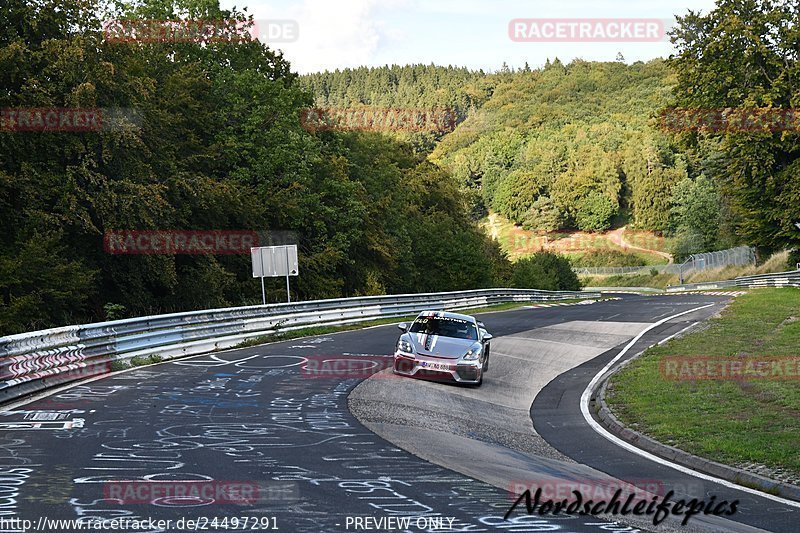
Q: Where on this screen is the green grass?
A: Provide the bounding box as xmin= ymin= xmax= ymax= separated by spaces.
xmin=110 ymin=354 xmax=163 ymax=372
xmin=581 ymin=253 xmax=794 ymax=289
xmin=567 ymin=250 xmax=664 ymax=267
xmin=607 ymin=288 xmax=800 ymax=478
xmin=234 ymin=322 xmax=409 ymax=349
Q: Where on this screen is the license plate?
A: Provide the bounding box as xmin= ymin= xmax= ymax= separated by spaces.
xmin=420 ymin=361 xmax=450 ymax=371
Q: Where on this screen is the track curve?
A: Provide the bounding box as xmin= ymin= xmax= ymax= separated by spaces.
xmin=352 ymin=294 xmax=797 ymax=533
xmin=0 ymin=311 xmax=625 ymax=533
xmin=0 ymin=294 xmax=793 ymax=532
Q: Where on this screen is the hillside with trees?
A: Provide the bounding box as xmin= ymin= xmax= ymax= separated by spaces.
xmin=0 ymin=0 xmax=518 ymax=334
xmin=3 ymin=0 xmax=797 ymax=335
xmin=300 ymin=64 xmax=490 ymax=113
xmin=299 ymin=65 xmax=491 ymax=152
xmin=431 ymin=60 xmax=702 ymax=238
xmin=303 ymin=60 xmax=745 ymax=261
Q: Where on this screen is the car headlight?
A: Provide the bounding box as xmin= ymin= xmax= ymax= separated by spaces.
xmin=397 ymin=340 xmax=414 ymax=354
xmin=462 ymin=346 xmax=481 ymax=360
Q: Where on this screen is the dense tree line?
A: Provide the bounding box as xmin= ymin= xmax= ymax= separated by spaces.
xmin=300 ymin=64 xmax=489 ymax=114
xmin=298 ymin=8 xmax=800 ymax=264
xmin=5 ymin=0 xmax=795 ymax=334
xmin=430 ymin=60 xmax=697 ymax=237
xmin=430 ymin=1 xmax=798 ymax=262
xmin=669 ymin=0 xmax=800 ymax=259
xmin=300 ymin=61 xmax=724 ymax=255
xmin=299 ymin=65 xmax=491 ymax=153
xmin=0 ymin=0 xmax=516 ymax=335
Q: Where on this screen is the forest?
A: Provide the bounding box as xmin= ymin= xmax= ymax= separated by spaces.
xmin=0 ymin=0 xmax=520 ymax=334
xmin=303 ymin=60 xmax=737 ymax=259
xmin=301 ymin=0 xmax=800 ymax=265
xmin=1 ymin=0 xmax=798 ymax=334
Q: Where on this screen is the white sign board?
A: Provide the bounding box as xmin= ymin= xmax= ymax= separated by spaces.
xmin=251 ymin=245 xmax=298 ymax=303
xmin=251 ymin=245 xmax=298 ymax=278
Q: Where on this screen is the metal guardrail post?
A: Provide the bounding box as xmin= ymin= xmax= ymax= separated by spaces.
xmin=665 ymin=269 xmax=800 ymax=293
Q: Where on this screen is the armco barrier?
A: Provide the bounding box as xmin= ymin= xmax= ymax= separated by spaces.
xmin=582 ymin=286 xmax=664 ymax=294
xmin=665 ymin=269 xmax=800 ymax=292
xmin=0 ymin=288 xmax=596 ymax=404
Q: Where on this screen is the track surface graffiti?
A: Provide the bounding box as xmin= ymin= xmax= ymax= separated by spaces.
xmin=0 ymin=322 xmax=642 ymax=532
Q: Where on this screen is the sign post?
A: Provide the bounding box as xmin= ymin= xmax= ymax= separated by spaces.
xmin=285 ymin=245 xmax=291 ymax=303
xmin=261 ymin=276 xmax=266 ymax=305
xmin=251 ymin=245 xmax=299 ymax=304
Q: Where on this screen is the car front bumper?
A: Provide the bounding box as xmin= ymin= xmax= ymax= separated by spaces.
xmin=392 ymin=351 xmax=482 ymax=384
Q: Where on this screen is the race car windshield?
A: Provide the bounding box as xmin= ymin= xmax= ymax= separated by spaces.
xmin=409 ymin=317 xmax=478 ymax=340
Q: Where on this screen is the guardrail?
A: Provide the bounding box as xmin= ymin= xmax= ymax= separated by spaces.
xmin=665 ymin=269 xmax=800 ymax=292
xmin=0 ymin=288 xmax=596 ymax=404
xmin=582 ymin=286 xmax=665 ymax=294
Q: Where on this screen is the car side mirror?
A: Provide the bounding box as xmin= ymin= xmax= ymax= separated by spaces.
xmin=477 ymin=321 xmax=486 ymax=328
xmin=397 ymin=322 xmax=408 ymax=332
xmin=482 ymin=332 xmax=493 ymax=341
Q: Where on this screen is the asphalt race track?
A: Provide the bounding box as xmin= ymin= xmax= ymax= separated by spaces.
xmin=352 ymin=294 xmax=800 ymax=533
xmin=0 ymin=294 xmax=796 ymax=532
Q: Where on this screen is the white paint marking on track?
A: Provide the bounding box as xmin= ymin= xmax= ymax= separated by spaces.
xmin=580 ymin=303 xmax=800 ymax=509
xmin=174 ymin=352 xmax=264 ymax=367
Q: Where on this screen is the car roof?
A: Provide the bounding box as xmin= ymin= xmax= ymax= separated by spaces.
xmin=415 ymin=310 xmax=476 ymax=323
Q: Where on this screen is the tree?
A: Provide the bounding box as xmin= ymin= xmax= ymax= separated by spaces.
xmin=522 ymin=196 xmax=562 ymax=232
xmin=669 ymin=175 xmax=721 ymax=252
xmin=623 ymin=140 xmax=687 ymax=231
xmin=0 ymin=0 xmax=509 ymax=334
xmin=551 ymin=144 xmax=621 ymax=228
xmin=575 ymin=191 xmax=616 ymax=232
xmin=510 ymin=252 xmax=580 ymax=291
xmin=670 ymin=0 xmax=800 ymax=254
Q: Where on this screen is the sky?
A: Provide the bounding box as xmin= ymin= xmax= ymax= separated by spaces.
xmin=218 ymin=0 xmax=719 ymax=74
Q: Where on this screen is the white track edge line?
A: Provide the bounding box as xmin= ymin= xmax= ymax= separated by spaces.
xmin=580 ymin=303 xmax=800 ymax=509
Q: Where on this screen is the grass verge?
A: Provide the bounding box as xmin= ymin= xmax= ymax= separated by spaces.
xmin=110 ymin=354 xmax=163 ymax=372
xmin=582 ymin=250 xmax=793 ymax=289
xmin=606 ymin=288 xmax=800 ymax=480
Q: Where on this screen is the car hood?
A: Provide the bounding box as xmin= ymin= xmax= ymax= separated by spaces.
xmin=404 ymin=332 xmax=478 ymax=359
